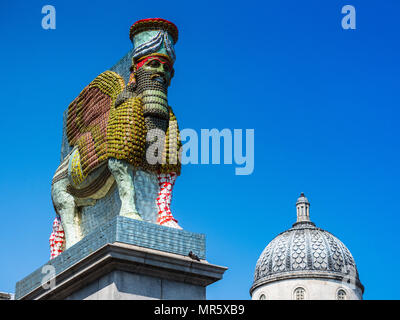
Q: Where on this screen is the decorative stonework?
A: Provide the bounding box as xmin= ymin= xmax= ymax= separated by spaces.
xmin=251 ymin=193 xmax=364 ymax=297
xmin=254 ymin=224 xmax=361 ymax=285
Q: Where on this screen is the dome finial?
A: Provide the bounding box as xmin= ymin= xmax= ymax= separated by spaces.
xmin=296 ymin=192 xmax=310 ymax=223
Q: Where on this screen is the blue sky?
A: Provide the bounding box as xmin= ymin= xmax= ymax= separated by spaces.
xmin=0 ymin=0 xmax=399 ymax=299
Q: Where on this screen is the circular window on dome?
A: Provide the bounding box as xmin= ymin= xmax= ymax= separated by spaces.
xmin=259 ymin=294 xmax=266 ymax=300
xmin=293 ymin=287 xmax=306 ymax=300
xmin=337 ymin=289 xmax=347 ymax=300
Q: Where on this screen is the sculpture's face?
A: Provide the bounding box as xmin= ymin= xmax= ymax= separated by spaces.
xmin=137 ymin=56 xmax=174 ymax=86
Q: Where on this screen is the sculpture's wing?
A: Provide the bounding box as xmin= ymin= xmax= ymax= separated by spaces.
xmin=66 ymin=71 xmax=125 ymax=176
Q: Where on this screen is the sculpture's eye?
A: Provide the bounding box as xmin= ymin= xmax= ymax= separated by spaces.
xmin=148 ymin=60 xmax=161 ymax=68
xmin=163 ymin=64 xmax=170 ymax=72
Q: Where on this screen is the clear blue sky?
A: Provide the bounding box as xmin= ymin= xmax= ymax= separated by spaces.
xmin=0 ymin=0 xmax=399 ymax=299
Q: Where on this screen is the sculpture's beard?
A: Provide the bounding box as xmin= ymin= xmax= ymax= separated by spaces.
xmin=135 ymin=68 xmax=170 ymax=166
xmin=135 ymin=68 xmax=169 ymax=122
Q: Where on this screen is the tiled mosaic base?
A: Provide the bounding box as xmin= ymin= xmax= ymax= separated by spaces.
xmin=15 ymin=216 xmax=205 ymax=299
xmin=79 ymin=170 xmax=160 ymax=238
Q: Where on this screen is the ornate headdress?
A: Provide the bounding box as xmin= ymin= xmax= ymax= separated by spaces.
xmin=129 ymin=18 xmax=178 ymax=66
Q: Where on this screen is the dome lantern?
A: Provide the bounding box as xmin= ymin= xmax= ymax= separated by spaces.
xmin=294 ymin=192 xmax=313 ymax=226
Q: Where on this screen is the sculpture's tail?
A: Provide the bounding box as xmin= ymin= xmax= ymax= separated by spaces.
xmin=49 ymin=215 xmax=65 ymax=259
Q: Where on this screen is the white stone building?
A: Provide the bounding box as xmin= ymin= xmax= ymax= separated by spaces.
xmin=250 ymin=193 xmax=364 ymax=300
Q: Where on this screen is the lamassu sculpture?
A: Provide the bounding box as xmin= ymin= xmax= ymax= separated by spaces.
xmin=50 ymin=18 xmax=183 ymax=259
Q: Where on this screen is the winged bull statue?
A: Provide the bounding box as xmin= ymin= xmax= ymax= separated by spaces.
xmin=49 ymin=18 xmax=183 ymax=259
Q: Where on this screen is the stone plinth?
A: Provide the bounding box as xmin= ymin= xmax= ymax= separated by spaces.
xmin=0 ymin=292 xmax=13 ymax=300
xmin=15 ymin=217 xmax=227 ymax=300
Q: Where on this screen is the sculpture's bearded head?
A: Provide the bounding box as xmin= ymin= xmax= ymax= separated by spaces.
xmin=133 ymin=54 xmax=174 ymax=95
xmin=132 ymin=54 xmax=174 ymax=120
xmin=129 ymin=18 xmax=178 ymax=92
xmin=137 ymin=55 xmax=174 ymax=87
xmin=128 ymin=19 xmax=178 ymax=120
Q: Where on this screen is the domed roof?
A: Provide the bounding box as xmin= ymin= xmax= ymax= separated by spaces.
xmin=251 ymin=194 xmax=364 ymax=294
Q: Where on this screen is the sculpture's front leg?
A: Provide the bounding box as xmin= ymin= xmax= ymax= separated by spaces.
xmin=156 ymin=172 xmax=182 ymax=229
xmin=108 ymin=158 xmax=142 ymax=220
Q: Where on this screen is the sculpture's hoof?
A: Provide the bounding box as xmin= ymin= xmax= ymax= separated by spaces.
xmin=121 ymin=211 xmax=143 ymax=220
xmin=161 ymin=219 xmax=182 ymax=230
